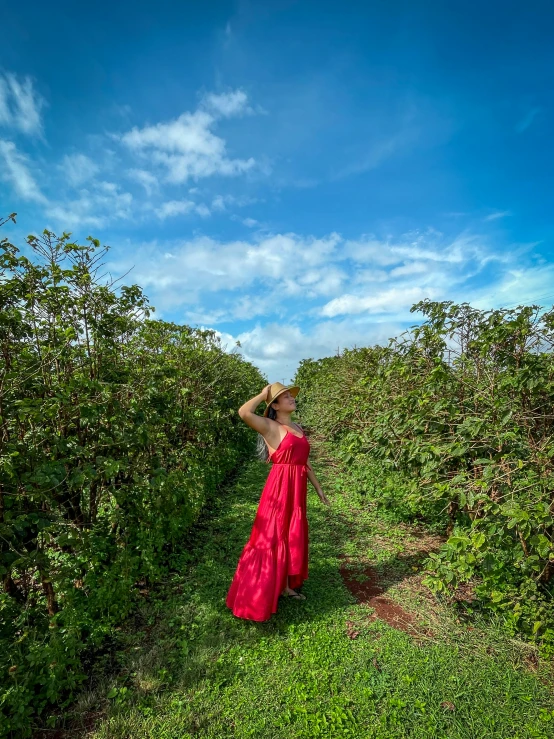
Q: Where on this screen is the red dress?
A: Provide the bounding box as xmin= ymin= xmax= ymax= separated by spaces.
xmin=225 ymin=423 xmax=310 ymax=621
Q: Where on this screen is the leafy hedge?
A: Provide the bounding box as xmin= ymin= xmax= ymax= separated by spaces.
xmin=295 ymin=300 xmax=554 ymax=649
xmin=0 ymin=221 xmax=264 ymax=736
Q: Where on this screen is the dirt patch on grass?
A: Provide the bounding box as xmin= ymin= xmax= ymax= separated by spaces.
xmin=339 ymin=554 xmax=434 ymax=638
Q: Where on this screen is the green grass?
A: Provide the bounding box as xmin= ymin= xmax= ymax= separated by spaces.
xmin=45 ymin=459 xmax=554 ymax=739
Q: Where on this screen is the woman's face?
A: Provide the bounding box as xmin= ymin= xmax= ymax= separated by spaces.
xmin=273 ymin=390 xmax=297 ymax=414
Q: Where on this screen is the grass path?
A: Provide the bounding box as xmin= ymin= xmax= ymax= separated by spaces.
xmin=57 ymin=458 xmax=554 ymax=739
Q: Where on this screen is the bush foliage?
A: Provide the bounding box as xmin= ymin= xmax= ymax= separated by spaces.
xmin=0 ymin=220 xmax=264 ymax=736
xmin=295 ymin=299 xmax=554 ymax=647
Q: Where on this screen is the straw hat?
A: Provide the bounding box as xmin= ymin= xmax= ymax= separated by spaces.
xmin=263 ymin=382 xmax=300 ymax=417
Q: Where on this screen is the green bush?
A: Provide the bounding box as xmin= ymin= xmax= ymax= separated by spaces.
xmin=295 ymin=299 xmax=554 ymax=647
xmin=0 ymin=220 xmax=264 ymax=736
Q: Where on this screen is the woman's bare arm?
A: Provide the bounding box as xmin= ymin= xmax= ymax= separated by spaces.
xmin=306 ymin=465 xmax=321 ymax=492
xmin=238 ymin=386 xmax=283 ymax=449
xmin=300 ymin=428 xmax=330 ymax=504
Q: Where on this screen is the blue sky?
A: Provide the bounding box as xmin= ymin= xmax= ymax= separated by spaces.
xmin=1 ymin=0 xmax=553 ymax=383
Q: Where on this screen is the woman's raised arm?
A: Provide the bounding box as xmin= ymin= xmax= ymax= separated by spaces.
xmin=238 ymin=385 xmax=273 ymax=436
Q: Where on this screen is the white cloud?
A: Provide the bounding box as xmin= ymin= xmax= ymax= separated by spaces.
xmin=0 ymin=72 xmax=45 ymax=136
xmin=127 ymin=168 xmax=158 ymax=195
xmin=211 ymin=195 xmax=228 ymax=211
xmin=211 ymin=194 xmax=260 ymax=213
xmin=351 ymin=268 xmax=390 ymax=285
xmin=0 ymin=84 xmax=260 ymax=231
xmin=200 ymin=89 xmax=250 ymax=118
xmin=104 ymin=231 xmax=346 ymax=321
xmin=158 ymin=200 xmax=195 ymax=218
xmin=46 ymin=181 xmax=132 ymax=229
xmin=389 ymin=261 xmax=431 ymax=278
xmin=118 ymin=89 xmax=256 ymax=184
xmin=103 ymin=225 xmax=549 ymax=383
xmin=111 ymin=224 xmax=543 ymax=322
xmin=186 ymin=292 xmax=278 ymax=324
xmin=209 ymin=255 xmax=554 ymax=382
xmin=343 ymin=237 xmax=402 ymax=267
xmin=469 ymin=263 xmax=554 ymax=311
xmin=345 ymin=231 xmax=492 ymax=269
xmin=157 ymin=199 xmax=211 ymax=219
xmin=0 ymin=139 xmax=46 ymax=203
xmin=195 ymin=203 xmax=211 ymax=218
xmin=60 ymin=153 xmax=100 ymax=187
xmin=0 ymin=82 xmax=8 ymax=124
xmin=320 ymin=286 xmax=439 ymax=317
xmin=218 ymin=318 xmax=407 ymax=384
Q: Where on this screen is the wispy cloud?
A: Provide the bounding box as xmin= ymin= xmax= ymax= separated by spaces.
xmin=0 ymin=139 xmax=46 ymax=203
xmin=127 ymin=168 xmax=158 ymax=195
xmin=484 ymin=210 xmax=511 ymax=221
xmin=0 ymin=72 xmax=45 ymax=136
xmin=46 ymin=182 xmax=133 ymax=229
xmin=211 ymin=194 xmax=234 ymax=212
xmin=0 ymin=79 xmax=263 ymax=230
xmin=326 ymin=96 xmax=446 ymax=182
xmin=469 ymin=263 xmax=554 ymax=310
xmin=60 ymin=153 xmax=100 ymax=187
xmin=516 ymin=107 xmax=541 ymax=133
xmin=210 ymin=193 xmax=259 ymax=213
xmin=332 ymin=130 xmax=412 ymax=180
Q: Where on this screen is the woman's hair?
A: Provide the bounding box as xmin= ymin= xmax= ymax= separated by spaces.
xmin=256 ymin=404 xmax=278 ymax=463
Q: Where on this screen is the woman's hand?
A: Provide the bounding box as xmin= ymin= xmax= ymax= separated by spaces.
xmin=262 ymin=384 xmax=272 ymax=401
xmin=317 ymin=488 xmax=330 ymax=506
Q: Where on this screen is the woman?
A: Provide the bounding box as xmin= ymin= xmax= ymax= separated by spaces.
xmin=225 ymin=382 xmax=330 ymax=622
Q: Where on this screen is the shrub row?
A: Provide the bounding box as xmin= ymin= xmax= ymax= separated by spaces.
xmin=0 ymin=223 xmax=264 ymax=736
xmin=295 ymin=300 xmax=554 ymax=650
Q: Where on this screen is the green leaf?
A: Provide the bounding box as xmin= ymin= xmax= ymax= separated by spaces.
xmin=472 ymin=532 xmax=486 ymax=549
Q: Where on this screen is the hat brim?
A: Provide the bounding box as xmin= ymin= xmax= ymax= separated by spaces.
xmin=263 ymin=385 xmax=300 ymax=416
